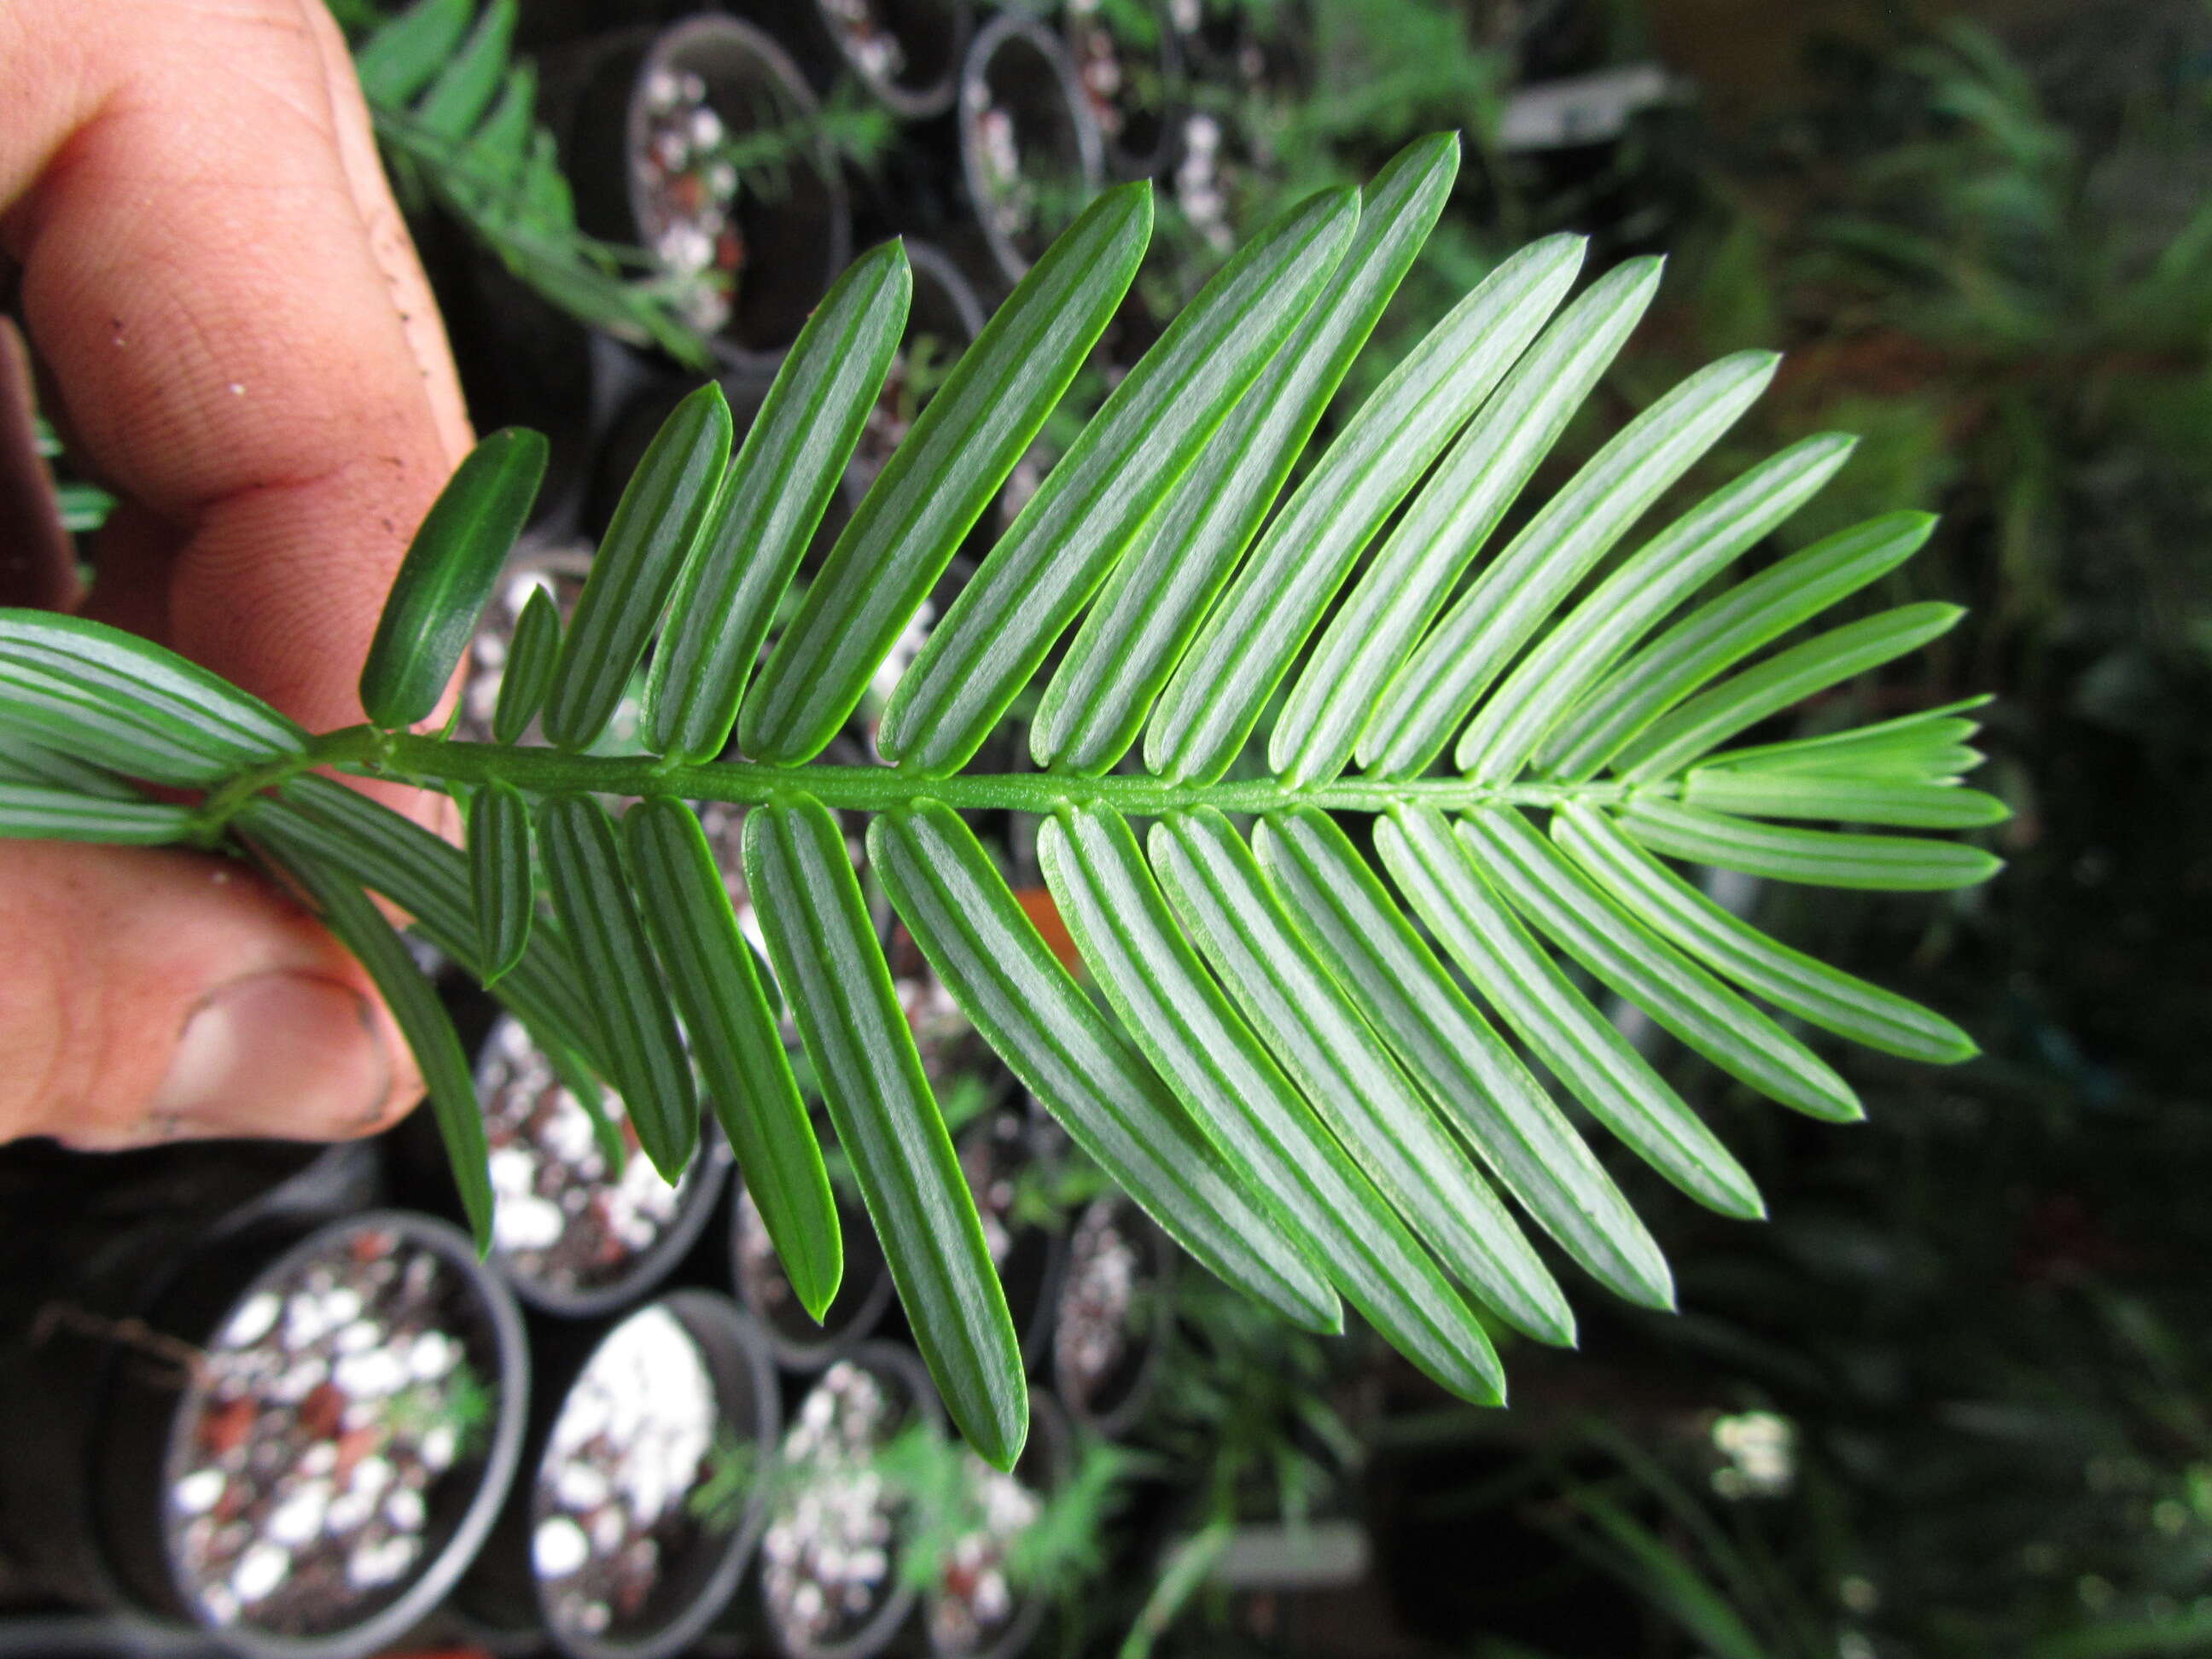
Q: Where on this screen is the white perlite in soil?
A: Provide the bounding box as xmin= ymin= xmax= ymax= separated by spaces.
xmin=479 ymin=1016 xmax=684 ymax=1295
xmin=761 ymin=1361 xmax=903 ymax=1649
xmin=928 ymin=1454 xmax=1043 ymax=1656
xmin=1054 ymin=1196 xmax=1147 ymax=1417
xmin=533 ymin=1306 xmax=723 ymax=1638
xmin=166 ymin=1229 xmax=485 ymax=1636
xmin=637 ymin=68 xmax=743 ymax=335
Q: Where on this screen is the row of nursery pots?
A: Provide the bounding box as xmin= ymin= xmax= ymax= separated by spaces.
xmin=2 ymin=1099 xmax=1173 ymax=1659
xmin=444 ymin=2 xmax=1296 ymax=539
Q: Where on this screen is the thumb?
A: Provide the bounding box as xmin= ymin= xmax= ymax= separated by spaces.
xmin=0 ymin=840 xmax=422 ymax=1150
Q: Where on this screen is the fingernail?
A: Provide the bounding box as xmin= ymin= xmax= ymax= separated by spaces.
xmin=151 ymin=973 xmax=395 ymax=1139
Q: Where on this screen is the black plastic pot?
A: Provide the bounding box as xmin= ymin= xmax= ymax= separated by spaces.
xmin=1050 ymin=1193 xmax=1176 ymax=1439
xmin=1062 ymin=0 xmax=1186 ymax=179
xmin=849 ymin=241 xmax=985 ymax=492
xmin=730 ymin=0 xmax=971 ymax=120
xmin=470 ymin=1011 xmax=735 ymax=1321
xmin=918 ymin=1393 xmax=1073 ymax=1659
xmin=957 ymin=12 xmax=1103 ymax=288
xmin=754 ymin=1343 xmax=945 ymax=1659
xmin=567 ymin=18 xmax=854 ymax=379
xmin=729 ymin=1167 xmax=896 ymax=1372
xmin=38 ymin=1211 xmax=530 ymax=1659
xmin=457 ymin=1292 xmax=780 ymax=1659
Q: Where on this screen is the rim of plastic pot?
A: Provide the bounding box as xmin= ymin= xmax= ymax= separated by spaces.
xmin=624 ymin=16 xmax=853 ymax=378
xmin=810 ymin=0 xmax=972 ymax=119
xmin=762 ymin=1342 xmax=945 ymax=1659
xmin=1050 ymin=1193 xmax=1176 ymax=1441
xmin=102 ymin=1210 xmax=530 ymax=1659
xmin=904 ymin=240 xmax=987 ymax=351
xmin=472 ymin=1011 xmax=736 ymax=1321
xmin=919 ymin=1391 xmax=1071 ymax=1659
xmin=958 ymin=11 xmax=1104 ymax=288
xmin=728 ymin=1172 xmax=897 ymax=1372
xmin=1062 ymin=0 xmax=1186 ymax=180
xmin=533 ymin=1291 xmax=783 ymax=1659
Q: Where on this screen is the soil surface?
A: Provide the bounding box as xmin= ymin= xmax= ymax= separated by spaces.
xmin=927 ymin=1452 xmax=1044 ymax=1656
xmin=636 ymin=66 xmax=744 ymax=335
xmin=760 ymin=1359 xmax=905 ymax=1650
xmin=478 ymin=1015 xmax=688 ymax=1298
xmin=1054 ymin=1195 xmax=1157 ymax=1423
xmin=165 ymin=1226 xmax=492 ymax=1636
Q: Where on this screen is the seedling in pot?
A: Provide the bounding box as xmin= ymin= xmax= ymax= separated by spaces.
xmin=163 ymin=1225 xmax=506 ymax=1638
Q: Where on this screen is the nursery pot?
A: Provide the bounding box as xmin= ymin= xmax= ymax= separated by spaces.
xmin=754 ymin=1342 xmax=945 ymax=1659
xmin=729 ymin=0 xmax=971 ymax=120
xmin=729 ymin=1168 xmax=896 ymax=1372
xmin=457 ymin=1291 xmax=780 ymax=1659
xmin=1062 ymin=0 xmax=1186 ymax=179
xmin=80 ymin=1211 xmax=529 ymax=1659
xmin=568 ymin=17 xmax=853 ymax=379
xmin=470 ymin=1010 xmax=735 ymax=1321
xmin=1050 ymin=1193 xmax=1176 ymax=1439
xmin=957 ymin=12 xmax=1103 ymax=288
xmin=919 ymin=1393 xmax=1073 ymax=1659
xmin=848 ymin=241 xmax=986 ymax=491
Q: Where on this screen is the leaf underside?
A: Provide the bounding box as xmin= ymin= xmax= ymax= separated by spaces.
xmin=0 ymin=134 xmax=2007 ymax=1468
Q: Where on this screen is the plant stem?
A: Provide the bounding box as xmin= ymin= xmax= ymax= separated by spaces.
xmin=271 ymin=727 xmax=1667 ymax=819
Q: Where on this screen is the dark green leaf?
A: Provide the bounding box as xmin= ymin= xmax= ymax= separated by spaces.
xmin=1253 ymin=808 xmax=1674 ymax=1312
xmin=883 ymin=186 xmax=1360 ymax=776
xmin=1459 ymin=806 xmax=1862 ymax=1123
xmin=0 ymin=735 xmax=142 ymax=800
xmin=358 ymin=428 xmax=549 ymax=728
xmin=466 ymin=780 xmax=533 ymax=986
xmin=626 ymin=797 xmax=841 ymax=1321
xmin=249 ymin=826 xmax=493 ymax=1252
xmin=492 ymin=585 xmax=561 ymax=743
xmin=0 ymin=783 xmax=195 ymax=845
xmin=742 ymin=184 xmax=1153 ymax=765
xmin=1040 ymin=804 xmax=1505 ymax=1405
xmin=647 ymin=243 xmax=910 ymax=763
xmin=1377 ymin=806 xmax=1764 ymax=1220
xmin=535 ymin=794 xmax=699 ymax=1175
xmin=745 ymin=797 xmax=1027 ymax=1469
xmin=1616 ymin=799 xmax=2004 ymax=892
xmin=1552 ymin=805 xmax=1976 ymax=1063
xmin=1150 ymin=808 xmax=1575 ymax=1346
xmin=1033 ymin=133 xmax=1460 ymax=776
xmin=870 ymin=800 xmax=1342 ymax=1333
xmin=544 ymin=382 xmax=732 ymax=751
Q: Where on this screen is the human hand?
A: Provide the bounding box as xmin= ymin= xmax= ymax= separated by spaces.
xmin=0 ymin=0 xmax=474 ymax=1148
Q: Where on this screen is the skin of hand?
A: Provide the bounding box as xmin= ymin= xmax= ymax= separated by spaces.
xmin=0 ymin=0 xmax=477 ymax=1149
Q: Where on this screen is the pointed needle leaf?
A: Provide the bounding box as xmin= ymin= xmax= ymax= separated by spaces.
xmin=535 ymin=793 xmax=700 ymax=1176
xmin=742 ymin=184 xmax=1153 ymax=765
xmin=0 ymin=783 xmax=195 ymax=845
xmin=648 ymin=242 xmax=911 ymax=763
xmin=870 ymin=800 xmax=1339 ymax=1332
xmin=626 ymin=797 xmax=842 ymax=1321
xmin=745 ymin=797 xmax=1027 ymax=1468
xmin=1040 ymin=804 xmax=1505 ymax=1405
xmin=882 ymin=184 xmax=1362 ymax=776
xmin=492 ymin=585 xmax=561 ymax=744
xmin=1616 ymin=799 xmax=2004 ymax=892
xmin=543 ymin=381 xmax=732 ymax=752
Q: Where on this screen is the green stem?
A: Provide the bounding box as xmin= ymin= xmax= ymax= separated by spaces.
xmin=194 ymin=725 xmax=1673 ymax=840
xmin=376 ymin=728 xmax=1658 ymax=809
